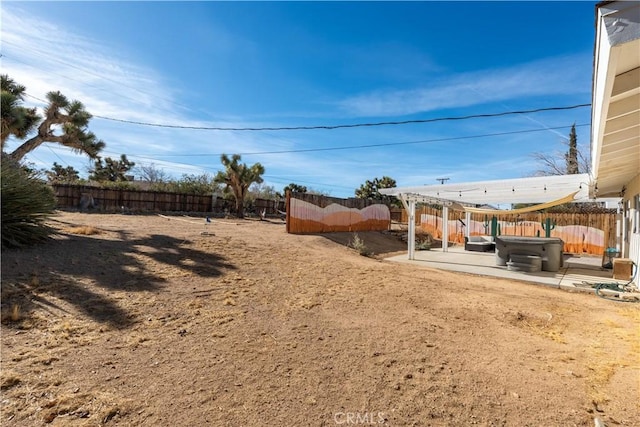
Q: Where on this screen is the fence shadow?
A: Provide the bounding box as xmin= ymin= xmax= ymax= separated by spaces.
xmin=319 ymin=231 xmax=408 ymax=257
xmin=1 ymin=231 xmax=235 ymax=329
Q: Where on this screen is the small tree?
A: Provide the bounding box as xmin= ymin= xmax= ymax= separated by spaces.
xmin=214 ymin=154 xmax=265 ymax=218
xmin=532 ymin=124 xmax=590 ymax=176
xmin=250 ymin=183 xmax=279 ymax=200
xmin=355 ymin=176 xmax=400 ymax=206
xmin=46 ymin=162 xmax=80 ymax=183
xmin=137 ymin=163 xmax=170 ymax=183
xmin=89 ymin=154 xmax=135 ymax=182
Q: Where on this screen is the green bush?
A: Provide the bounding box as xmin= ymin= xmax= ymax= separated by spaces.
xmin=1 ymin=157 xmax=56 ymax=249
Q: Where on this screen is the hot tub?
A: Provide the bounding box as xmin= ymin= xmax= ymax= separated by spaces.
xmin=495 ymin=236 xmax=564 ymax=272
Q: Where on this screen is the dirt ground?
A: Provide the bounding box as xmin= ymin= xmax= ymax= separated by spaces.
xmin=1 ymin=212 xmax=638 ymax=426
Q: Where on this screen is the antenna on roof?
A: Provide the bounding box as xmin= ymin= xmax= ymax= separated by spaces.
xmin=436 ymin=178 xmax=450 ymax=185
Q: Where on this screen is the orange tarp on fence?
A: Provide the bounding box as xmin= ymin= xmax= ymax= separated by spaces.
xmin=287 ymin=194 xmax=390 ymax=234
xmin=393 ymin=206 xmax=616 ymax=256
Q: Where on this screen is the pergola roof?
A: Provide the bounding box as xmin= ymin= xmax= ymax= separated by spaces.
xmin=379 ymin=173 xmax=592 ymax=206
xmin=591 ymin=1 xmax=640 ymax=198
xmin=381 ymin=2 xmax=638 ymax=209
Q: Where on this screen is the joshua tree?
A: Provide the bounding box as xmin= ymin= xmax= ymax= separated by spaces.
xmin=355 ymin=176 xmax=400 ymax=206
xmin=89 ymin=155 xmax=135 ymax=182
xmin=1 ymin=75 xmax=105 ymax=161
xmin=214 ymin=154 xmax=265 ymax=218
xmin=1 ymin=75 xmax=40 ymax=147
xmin=283 ymin=183 xmax=308 ymax=195
xmin=46 ymin=162 xmax=80 ymax=183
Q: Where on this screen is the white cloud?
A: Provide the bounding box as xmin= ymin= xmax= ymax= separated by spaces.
xmin=0 ymin=5 xmax=593 ymax=198
xmin=0 ymin=6 xmax=288 ymax=179
xmin=339 ymin=54 xmax=591 ymax=117
xmin=2 ymin=7 xmax=177 ymax=121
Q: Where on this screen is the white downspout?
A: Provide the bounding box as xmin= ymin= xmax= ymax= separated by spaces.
xmin=616 ymin=202 xmax=622 ymax=255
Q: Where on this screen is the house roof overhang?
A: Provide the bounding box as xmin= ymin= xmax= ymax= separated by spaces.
xmin=591 ymin=1 xmax=640 ymax=198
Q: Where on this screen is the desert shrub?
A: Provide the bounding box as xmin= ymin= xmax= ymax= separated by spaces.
xmin=1 ymin=157 xmax=56 ymax=249
xmin=86 ymin=179 xmax=136 ymax=190
xmin=416 ymin=234 xmax=432 ymax=250
xmin=151 ymin=173 xmax=222 ymax=195
xmin=350 ymin=233 xmax=372 ymax=257
xmin=416 ymin=241 xmax=431 ymax=250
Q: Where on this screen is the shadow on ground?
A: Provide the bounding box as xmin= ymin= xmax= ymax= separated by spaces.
xmin=1 ymin=230 xmax=235 ymax=329
xmin=319 ymin=231 xmax=408 ymax=257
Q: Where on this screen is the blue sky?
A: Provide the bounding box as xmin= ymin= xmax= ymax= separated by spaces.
xmin=1 ymin=1 xmax=597 ymax=197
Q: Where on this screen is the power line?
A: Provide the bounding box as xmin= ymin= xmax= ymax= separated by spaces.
xmin=140 ymin=123 xmax=591 ymax=158
xmin=23 ymin=91 xmax=590 ymax=152
xmin=89 ymin=104 xmax=590 ymax=131
xmin=6 ymin=46 xmax=590 ymax=134
xmin=15 ymin=94 xmax=590 ymax=163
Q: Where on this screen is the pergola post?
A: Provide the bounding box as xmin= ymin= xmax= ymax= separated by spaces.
xmin=399 ymin=194 xmax=416 ymax=260
xmin=408 ymin=199 xmax=416 ymax=260
xmin=465 ymin=211 xmax=471 ymax=239
xmin=442 ymin=205 xmax=449 ymax=252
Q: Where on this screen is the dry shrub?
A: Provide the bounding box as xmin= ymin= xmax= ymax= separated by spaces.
xmin=584 ymin=344 xmax=618 ymax=404
xmin=0 ymin=371 xmax=21 ymax=390
xmin=511 ymin=310 xmax=566 ymax=343
xmin=349 ymin=233 xmax=372 ymax=256
xmin=10 ymin=304 xmax=21 ymax=322
xmin=63 ymin=225 xmax=102 ymax=235
xmin=618 ymin=306 xmax=640 ymax=323
xmin=187 ymin=299 xmax=204 ymax=309
xmin=1 ymin=304 xmax=22 ymax=324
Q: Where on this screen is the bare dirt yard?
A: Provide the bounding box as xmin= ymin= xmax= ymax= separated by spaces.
xmin=1 ymin=212 xmax=638 ymax=426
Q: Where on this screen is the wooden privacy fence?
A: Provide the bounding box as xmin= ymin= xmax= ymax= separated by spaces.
xmin=51 ymin=184 xmax=285 ymax=215
xmin=392 ymin=206 xmax=617 ymax=255
xmin=287 ymin=193 xmax=391 ymax=234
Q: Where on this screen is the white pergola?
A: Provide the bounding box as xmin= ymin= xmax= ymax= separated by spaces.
xmin=380 ymin=1 xmax=639 ymax=286
xmin=380 ymin=173 xmax=592 ymax=260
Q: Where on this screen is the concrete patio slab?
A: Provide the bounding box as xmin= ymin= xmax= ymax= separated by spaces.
xmin=384 ymin=246 xmax=630 ymax=293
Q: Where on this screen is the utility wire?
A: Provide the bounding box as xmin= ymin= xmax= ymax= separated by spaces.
xmin=7 ymin=47 xmax=590 ymax=133
xmin=144 ymin=123 xmax=590 ymax=157
xmin=89 ymin=104 xmax=591 ymax=131
xmin=18 ymin=92 xmax=590 ymax=160
xmin=23 ymin=92 xmax=590 ymax=152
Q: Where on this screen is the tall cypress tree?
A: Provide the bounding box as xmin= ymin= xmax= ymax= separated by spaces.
xmin=565 ymin=124 xmax=579 ymax=174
